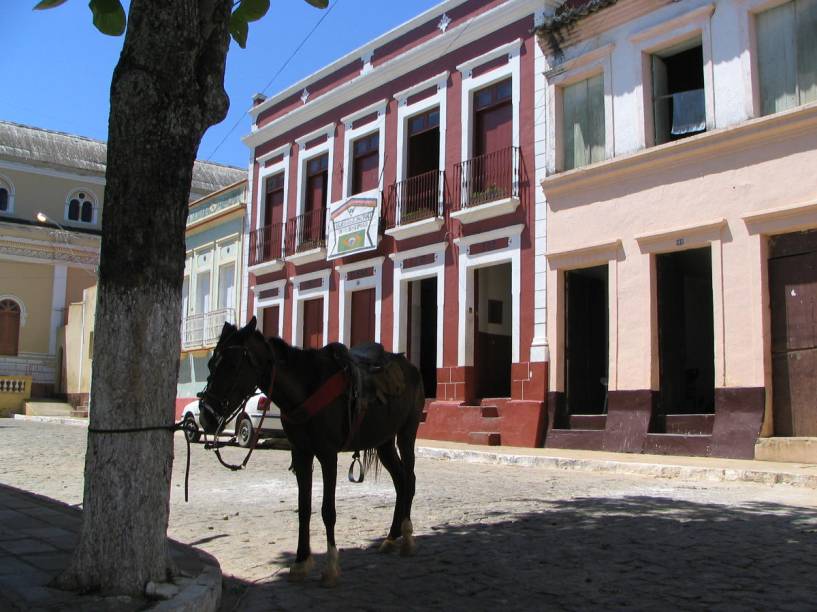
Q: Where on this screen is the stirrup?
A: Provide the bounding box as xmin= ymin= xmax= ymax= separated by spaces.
xmin=348 ymin=451 xmax=364 ymax=483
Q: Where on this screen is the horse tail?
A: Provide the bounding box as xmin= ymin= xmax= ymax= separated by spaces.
xmin=362 ymin=448 xmax=381 ymax=480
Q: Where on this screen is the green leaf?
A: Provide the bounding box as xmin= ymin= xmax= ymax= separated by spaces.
xmin=33 ymin=0 xmax=69 ymax=9
xmin=236 ymin=0 xmax=270 ymax=22
xmin=89 ymin=0 xmax=126 ymax=36
xmin=303 ymin=0 xmax=329 ymax=8
xmin=229 ymin=11 xmax=249 ymax=49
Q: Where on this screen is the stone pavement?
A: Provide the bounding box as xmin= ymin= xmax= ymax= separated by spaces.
xmin=0 ymin=483 xmax=221 ymax=612
xmin=3 ymin=416 xmax=817 ymax=611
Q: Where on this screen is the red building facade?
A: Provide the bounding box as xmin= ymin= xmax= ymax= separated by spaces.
xmin=243 ymin=0 xmax=549 ymax=447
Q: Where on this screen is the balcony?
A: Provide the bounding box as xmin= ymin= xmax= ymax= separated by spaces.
xmin=182 ymin=308 xmax=235 ymax=351
xmin=384 ymin=169 xmax=446 ymax=241
xmin=248 ymin=222 xmax=285 ymax=275
xmin=285 ymin=208 xmax=327 ymax=265
xmin=452 ymin=146 xmax=520 ymax=224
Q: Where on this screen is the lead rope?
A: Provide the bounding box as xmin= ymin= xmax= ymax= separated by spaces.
xmin=88 ymin=420 xmax=192 ymax=503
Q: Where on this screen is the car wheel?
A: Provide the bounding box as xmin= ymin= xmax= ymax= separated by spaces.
xmin=183 ymin=413 xmax=201 ymax=443
xmin=237 ymin=414 xmax=254 ymax=448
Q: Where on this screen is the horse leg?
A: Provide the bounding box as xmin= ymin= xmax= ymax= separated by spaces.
xmin=289 ymin=447 xmax=315 ymax=582
xmin=375 ymin=440 xmax=405 ymax=554
xmin=318 ymin=453 xmax=340 ymax=587
xmin=396 ymin=411 xmax=419 ymax=557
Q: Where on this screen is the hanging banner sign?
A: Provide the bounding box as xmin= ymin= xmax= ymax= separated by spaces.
xmin=326 ymin=193 xmax=380 ymax=260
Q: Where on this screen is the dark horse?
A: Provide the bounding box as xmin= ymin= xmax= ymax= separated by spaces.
xmin=197 ymin=317 xmax=424 ymax=586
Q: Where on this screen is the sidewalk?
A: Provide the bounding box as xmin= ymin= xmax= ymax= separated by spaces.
xmin=0 ymin=483 xmax=221 ymax=612
xmin=416 ymin=439 xmax=817 ymax=488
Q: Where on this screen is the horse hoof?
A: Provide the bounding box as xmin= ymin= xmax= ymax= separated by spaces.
xmin=321 ymin=546 xmax=340 ymax=587
xmin=378 ymin=538 xmax=398 ymax=553
xmin=288 ymin=556 xmax=314 ymax=582
xmin=320 ymin=570 xmax=339 ymax=588
xmin=400 ymin=535 xmax=416 ymax=557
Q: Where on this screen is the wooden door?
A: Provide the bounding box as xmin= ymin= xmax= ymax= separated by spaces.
xmin=0 ymin=299 xmax=21 ymax=356
xmin=262 ymin=305 xmax=280 ymax=339
xmin=302 ymin=298 xmax=324 ymax=350
xmin=350 ymin=288 xmax=375 ymax=347
xmin=474 ymin=102 xmax=512 ymax=157
xmin=770 ymin=231 xmax=817 ymax=436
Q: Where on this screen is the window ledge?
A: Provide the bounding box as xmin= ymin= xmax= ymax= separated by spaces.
xmin=450 ymin=196 xmax=519 ymax=224
xmin=248 ymin=259 xmax=285 ymax=276
xmin=385 ymin=216 xmax=444 ymax=240
xmin=285 ymin=247 xmax=326 ymax=266
xmin=542 ymin=101 xmax=817 ymax=198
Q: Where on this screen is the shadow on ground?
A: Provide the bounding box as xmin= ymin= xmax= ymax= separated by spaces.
xmin=221 ymin=496 xmax=817 ymax=611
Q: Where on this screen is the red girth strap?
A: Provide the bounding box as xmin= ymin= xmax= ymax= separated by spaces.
xmin=282 ymin=369 xmax=348 ymax=422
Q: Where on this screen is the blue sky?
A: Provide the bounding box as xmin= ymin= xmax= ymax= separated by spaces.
xmin=0 ymin=0 xmax=441 ymax=169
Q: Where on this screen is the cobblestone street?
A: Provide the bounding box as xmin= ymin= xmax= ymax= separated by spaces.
xmin=2 ymin=419 xmax=817 ymax=610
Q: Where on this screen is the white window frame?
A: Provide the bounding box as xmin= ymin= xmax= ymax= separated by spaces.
xmin=214 ymin=235 xmax=240 ymax=313
xmin=64 ymin=188 xmax=100 ymax=225
xmin=191 ymin=246 xmax=214 ymax=315
xmin=629 ymin=4 xmax=716 ymax=148
xmin=341 ymin=99 xmax=388 ymax=199
xmin=0 ymin=173 xmax=15 ymax=215
xmin=394 ymin=72 xmax=449 ymax=183
xmin=336 ymin=256 xmax=384 ymax=346
xmin=290 ymin=268 xmax=331 ymax=349
xmin=742 ymin=0 xmax=809 ymax=119
xmin=0 ymin=294 xmax=28 ymax=327
xmin=457 ymin=39 xmax=521 ymax=163
xmin=294 ymin=123 xmax=335 ymax=218
xmin=252 ymin=278 xmax=287 ymax=339
xmin=454 ymin=224 xmax=523 ymax=367
xmin=182 ymin=253 xmax=192 ymax=317
xmin=545 ymin=43 xmax=615 ymax=173
xmin=255 ymin=143 xmax=291 ymax=237
xmin=390 ymin=242 xmax=447 ymax=368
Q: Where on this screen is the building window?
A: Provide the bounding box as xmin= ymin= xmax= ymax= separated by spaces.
xmin=195 ymin=269 xmax=211 ymax=314
xmin=756 ymin=0 xmax=817 ymax=116
xmin=0 ymin=177 xmax=12 ymax=214
xmin=651 ymin=40 xmax=706 ymax=145
xmin=0 ymin=299 xmax=21 ymax=356
xmin=562 ymin=74 xmax=605 ymax=170
xmin=66 ymin=190 xmax=96 ymax=224
xmin=351 ymin=133 xmax=379 ymax=195
xmin=473 ymin=79 xmax=513 ymax=157
xmin=264 ymin=172 xmax=284 ymax=226
xmin=217 ymin=262 xmax=236 ymax=310
xmin=305 ymin=154 xmax=329 ymax=213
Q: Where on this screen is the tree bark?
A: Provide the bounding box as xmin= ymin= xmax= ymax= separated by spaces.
xmin=56 ymin=0 xmax=232 ymax=595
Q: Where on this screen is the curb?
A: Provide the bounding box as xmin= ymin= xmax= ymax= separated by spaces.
xmin=153 ymin=546 xmax=222 ymax=612
xmin=13 ymin=413 xmax=89 ymax=427
xmin=416 ymin=445 xmax=817 ymax=489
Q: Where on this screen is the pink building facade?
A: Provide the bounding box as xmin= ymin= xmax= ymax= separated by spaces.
xmin=242 ymin=0 xmax=551 ymax=447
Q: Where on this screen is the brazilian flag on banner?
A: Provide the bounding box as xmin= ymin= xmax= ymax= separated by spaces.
xmin=338 ymin=229 xmax=366 ymax=253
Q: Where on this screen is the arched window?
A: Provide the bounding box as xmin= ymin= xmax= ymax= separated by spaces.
xmin=0 ymin=299 xmax=21 ymax=356
xmin=0 ymin=176 xmax=14 ymax=214
xmin=66 ymin=190 xmax=97 ymax=224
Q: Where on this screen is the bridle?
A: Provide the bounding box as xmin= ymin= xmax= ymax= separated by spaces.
xmin=199 ymin=335 xmax=275 ymax=471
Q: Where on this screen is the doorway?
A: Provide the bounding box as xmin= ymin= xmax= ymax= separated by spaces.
xmin=564 ymin=265 xmax=609 ymax=419
xmin=262 ymin=305 xmax=280 ymax=339
xmin=656 ymin=248 xmax=715 ymax=422
xmin=769 ymin=230 xmax=817 ymax=437
xmin=474 ymin=263 xmax=512 ymax=398
xmin=406 ymin=277 xmax=437 ymax=398
xmin=302 ymin=298 xmax=324 ymax=350
xmin=403 ymin=108 xmax=441 ymax=222
xmin=350 ymin=288 xmax=376 ymax=347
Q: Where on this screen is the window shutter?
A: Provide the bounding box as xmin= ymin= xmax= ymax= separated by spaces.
xmin=757 ymin=2 xmax=798 ymax=116
xmin=587 ymin=73 xmax=606 ymax=164
xmin=797 ymin=0 xmax=817 ymax=105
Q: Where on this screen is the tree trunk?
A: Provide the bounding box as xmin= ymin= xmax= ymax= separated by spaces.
xmin=56 ymin=0 xmax=232 ymax=595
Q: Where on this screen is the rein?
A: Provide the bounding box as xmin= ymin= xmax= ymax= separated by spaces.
xmin=88 ymin=420 xmax=194 ymax=502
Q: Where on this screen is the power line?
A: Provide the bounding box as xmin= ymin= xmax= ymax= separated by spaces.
xmin=205 ymin=0 xmax=341 ymax=161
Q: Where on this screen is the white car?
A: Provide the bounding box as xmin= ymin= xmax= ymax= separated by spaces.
xmin=181 ymin=392 xmax=284 ymax=448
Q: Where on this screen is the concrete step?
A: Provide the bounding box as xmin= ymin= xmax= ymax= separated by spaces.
xmin=755 ymin=437 xmax=817 ymax=463
xmin=468 ymin=432 xmax=501 ymax=446
xmin=70 ymin=409 xmax=89 ymax=418
xmin=24 ymin=400 xmax=73 ymax=417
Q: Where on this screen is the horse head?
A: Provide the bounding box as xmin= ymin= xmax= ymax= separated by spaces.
xmin=197 ymin=316 xmax=272 ymax=435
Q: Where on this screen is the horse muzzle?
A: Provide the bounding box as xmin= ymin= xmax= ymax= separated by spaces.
xmin=198 ymin=399 xmax=221 ymax=435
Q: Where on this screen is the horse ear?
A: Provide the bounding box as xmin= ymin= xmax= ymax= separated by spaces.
xmin=247 ymin=316 xmax=257 ymax=332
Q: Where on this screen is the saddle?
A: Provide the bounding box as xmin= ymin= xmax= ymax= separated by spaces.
xmin=330 ymin=342 xmax=405 ymax=448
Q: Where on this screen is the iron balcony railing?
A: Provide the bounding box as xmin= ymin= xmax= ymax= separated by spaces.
xmin=182 ymin=307 xmax=235 ymax=350
xmin=285 ymin=208 xmax=327 ymax=255
xmin=384 ymin=169 xmax=445 ymax=229
xmin=248 ymin=222 xmax=284 ymax=267
xmin=453 ymin=146 xmax=520 ymax=211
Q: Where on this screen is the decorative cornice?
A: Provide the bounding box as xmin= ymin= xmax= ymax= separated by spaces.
xmin=244 ymin=0 xmax=545 ymax=150
xmin=0 ymin=243 xmax=99 ymax=267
